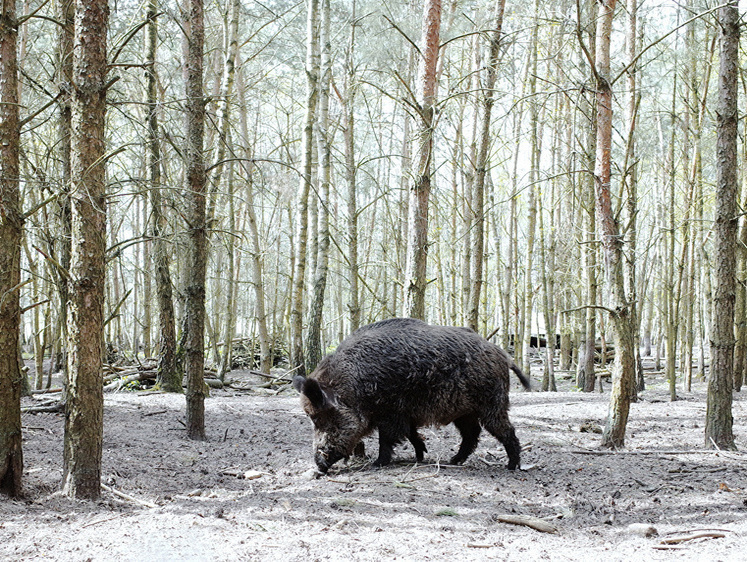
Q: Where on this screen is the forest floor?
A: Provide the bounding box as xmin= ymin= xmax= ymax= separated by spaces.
xmin=2 ymin=361 xmax=747 ymax=561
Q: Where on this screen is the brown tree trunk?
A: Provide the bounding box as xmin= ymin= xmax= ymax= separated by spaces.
xmin=55 ymin=0 xmax=74 ymax=383
xmin=0 ymin=0 xmax=23 ymax=497
xmin=183 ymin=0 xmax=207 ymax=440
xmin=344 ymin=1 xmax=360 ymax=333
xmin=705 ymin=1 xmax=738 ymax=450
xmin=404 ymin=0 xmax=441 ymax=320
xmin=63 ymin=0 xmax=109 ymax=499
xmin=146 ymin=1 xmax=179 ymax=393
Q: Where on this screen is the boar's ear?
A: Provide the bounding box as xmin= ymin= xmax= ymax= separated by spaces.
xmin=295 ymin=376 xmax=337 ymax=411
xmin=292 ymin=375 xmax=306 ymax=393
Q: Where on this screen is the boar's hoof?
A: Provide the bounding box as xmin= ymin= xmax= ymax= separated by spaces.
xmin=506 ymin=460 xmax=519 ymax=470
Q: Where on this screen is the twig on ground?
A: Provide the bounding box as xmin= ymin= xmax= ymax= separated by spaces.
xmin=659 ymin=530 xmax=727 ymax=545
xmin=141 ymin=410 xmax=168 ymax=417
xmin=493 ymin=514 xmax=559 ymax=534
xmin=101 ymin=483 xmax=157 ymax=508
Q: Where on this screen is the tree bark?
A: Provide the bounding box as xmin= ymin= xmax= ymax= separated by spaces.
xmin=467 ymin=0 xmax=505 ymax=333
xmin=593 ymin=0 xmax=637 ymax=449
xmin=55 ymin=0 xmax=75 ymax=383
xmin=0 ymin=0 xmax=23 ymax=497
xmin=705 ymin=1 xmax=738 ymax=450
xmin=344 ymin=1 xmax=360 ymax=333
xmin=63 ymin=0 xmax=109 ymax=499
xmin=306 ymin=0 xmax=331 ymax=373
xmin=404 ymin=0 xmax=441 ymax=320
xmin=183 ymin=0 xmax=207 ymax=440
xmin=290 ymin=0 xmax=319 ymax=375
xmin=145 ymin=1 xmax=179 ymax=393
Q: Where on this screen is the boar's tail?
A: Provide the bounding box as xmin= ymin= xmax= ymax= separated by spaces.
xmin=511 ymin=363 xmax=531 ymax=391
xmin=496 ymin=345 xmax=531 ymax=390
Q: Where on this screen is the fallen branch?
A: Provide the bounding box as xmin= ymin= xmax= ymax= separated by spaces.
xmin=30 ymin=387 xmax=62 ymax=395
xmin=660 ymin=531 xmax=726 ymax=545
xmin=101 ymin=483 xmax=157 ymax=508
xmin=22 ymin=402 xmax=64 ymax=414
xmin=104 ymin=372 xmax=155 ymax=392
xmin=493 ymin=514 xmax=559 ymax=534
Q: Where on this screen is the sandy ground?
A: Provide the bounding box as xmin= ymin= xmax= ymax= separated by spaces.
xmin=2 ymin=367 xmax=746 ymax=561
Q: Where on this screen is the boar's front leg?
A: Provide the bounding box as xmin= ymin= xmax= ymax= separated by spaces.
xmin=372 ymin=419 xmax=409 ymax=467
xmin=408 ymin=422 xmax=427 ymax=462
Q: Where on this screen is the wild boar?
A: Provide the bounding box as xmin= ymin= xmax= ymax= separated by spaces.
xmin=293 ymin=318 xmax=530 ymax=473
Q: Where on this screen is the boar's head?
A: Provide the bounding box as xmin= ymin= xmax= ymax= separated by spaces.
xmin=293 ymin=375 xmax=365 ymax=473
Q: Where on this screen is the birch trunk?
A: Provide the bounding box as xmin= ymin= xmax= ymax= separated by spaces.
xmin=306 ymin=0 xmax=331 ymax=372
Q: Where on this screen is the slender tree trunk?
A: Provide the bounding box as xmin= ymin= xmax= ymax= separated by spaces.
xmin=468 ymin=0 xmax=505 ymax=333
xmin=55 ymin=0 xmax=74 ymax=382
xmin=290 ymin=0 xmax=319 ymax=375
xmin=0 ymin=0 xmax=23 ymax=497
xmin=306 ymin=0 xmax=331 ymax=372
xmin=344 ymin=1 xmax=360 ymax=333
xmin=521 ymin=0 xmax=540 ymax=376
xmin=145 ymin=1 xmax=179 ymax=392
xmin=404 ymin=0 xmax=441 ymax=320
xmin=624 ymin=0 xmax=643 ymax=394
xmin=577 ymin=0 xmax=597 ymax=393
xmin=236 ymin=72 xmax=271 ymax=374
xmin=206 ymin=0 xmax=240 ymax=226
xmin=218 ymin=158 xmax=237 ymax=380
xmin=594 ymin=0 xmax=636 ymax=449
xmin=183 ymin=0 xmax=207 ymax=440
xmin=63 ymin=0 xmax=109 ymax=499
xmin=706 ymin=1 xmax=738 ymax=450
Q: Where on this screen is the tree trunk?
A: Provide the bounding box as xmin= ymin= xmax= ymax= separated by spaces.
xmin=206 ymin=0 xmax=240 ymax=226
xmin=705 ymin=1 xmax=738 ymax=450
xmin=145 ymin=1 xmax=179 ymax=393
xmin=344 ymin=1 xmax=360 ymax=333
xmin=468 ymin=0 xmax=505 ymax=333
xmin=624 ymin=0 xmax=643 ymax=394
xmin=593 ymin=0 xmax=637 ymax=449
xmin=403 ymin=0 xmax=441 ymax=320
xmin=55 ymin=0 xmax=75 ymax=383
xmin=183 ymin=0 xmax=207 ymax=440
xmin=63 ymin=0 xmax=109 ymax=499
xmin=306 ymin=0 xmax=332 ymax=372
xmin=290 ymin=0 xmax=319 ymax=375
xmin=0 ymin=0 xmax=23 ymax=497
xmin=236 ymin=71 xmax=271 ymax=374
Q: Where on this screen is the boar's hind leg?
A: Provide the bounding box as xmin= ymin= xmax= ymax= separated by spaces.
xmin=450 ymin=414 xmax=482 ymax=465
xmin=408 ymin=423 xmax=427 ymax=462
xmin=483 ymin=412 xmax=521 ymax=470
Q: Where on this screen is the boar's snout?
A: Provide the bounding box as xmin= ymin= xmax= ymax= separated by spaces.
xmin=314 ymin=449 xmax=343 ymax=473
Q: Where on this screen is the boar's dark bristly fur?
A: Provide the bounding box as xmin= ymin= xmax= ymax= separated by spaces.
xmin=294 ymin=318 xmax=530 ymax=473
